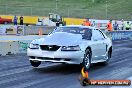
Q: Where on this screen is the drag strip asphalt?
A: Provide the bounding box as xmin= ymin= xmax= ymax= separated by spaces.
xmin=0 ymin=40 xmax=132 ymax=88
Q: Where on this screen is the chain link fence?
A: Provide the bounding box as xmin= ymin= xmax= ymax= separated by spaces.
xmin=0 ymin=5 xmax=106 ymax=18
xmin=0 ymin=3 xmax=132 ymax=20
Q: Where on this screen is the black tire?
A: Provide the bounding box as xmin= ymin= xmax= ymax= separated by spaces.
xmin=62 ymin=62 xmax=67 ymax=65
xmin=102 ymin=50 xmax=111 ymax=65
xmin=81 ymin=79 xmax=87 ymax=86
xmin=80 ymin=77 xmax=90 ymax=86
xmin=83 ymin=49 xmax=91 ymax=70
xmin=30 ymin=60 xmax=41 ymax=67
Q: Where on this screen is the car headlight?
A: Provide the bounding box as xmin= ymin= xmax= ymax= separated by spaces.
xmin=29 ymin=43 xmax=39 ymax=49
xmin=61 ymin=45 xmax=81 ymax=51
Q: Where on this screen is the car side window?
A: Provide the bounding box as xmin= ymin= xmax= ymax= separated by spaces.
xmin=92 ymin=29 xmax=105 ymax=40
xmin=81 ymin=28 xmax=92 ymax=40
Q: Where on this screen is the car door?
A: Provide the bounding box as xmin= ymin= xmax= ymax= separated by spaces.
xmin=91 ymin=29 xmax=107 ymax=61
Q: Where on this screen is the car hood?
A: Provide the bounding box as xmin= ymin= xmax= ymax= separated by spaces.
xmin=36 ymin=32 xmax=82 ymax=46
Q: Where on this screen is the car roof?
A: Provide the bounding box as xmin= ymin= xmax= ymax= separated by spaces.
xmin=60 ymin=25 xmax=97 ymax=29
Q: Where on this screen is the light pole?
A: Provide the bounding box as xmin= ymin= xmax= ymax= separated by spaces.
xmin=30 ymin=7 xmax=32 ymax=16
xmin=68 ymin=8 xmax=69 ymax=17
xmin=66 ymin=4 xmax=70 ymax=17
xmin=131 ymin=14 xmax=132 ymax=22
xmin=106 ymin=0 xmax=108 ymax=19
xmin=56 ymin=0 xmax=58 ymax=12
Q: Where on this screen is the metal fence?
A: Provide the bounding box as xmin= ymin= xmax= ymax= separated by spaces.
xmin=0 ymin=5 xmax=109 ymax=19
xmin=0 ymin=3 xmax=132 ymax=20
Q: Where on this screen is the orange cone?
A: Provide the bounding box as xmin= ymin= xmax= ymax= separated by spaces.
xmin=38 ymin=28 xmax=43 ymax=35
xmin=98 ymin=23 xmax=100 ymax=29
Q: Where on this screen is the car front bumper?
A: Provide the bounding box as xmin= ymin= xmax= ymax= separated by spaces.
xmin=27 ymin=48 xmax=85 ymax=64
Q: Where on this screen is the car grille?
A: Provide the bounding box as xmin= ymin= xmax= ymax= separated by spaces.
xmin=40 ymin=45 xmax=60 ymax=51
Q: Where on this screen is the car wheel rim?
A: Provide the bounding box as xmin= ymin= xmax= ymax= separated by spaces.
xmin=85 ymin=53 xmax=90 ymax=69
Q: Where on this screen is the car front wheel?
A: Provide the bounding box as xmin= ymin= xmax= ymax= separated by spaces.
xmin=83 ymin=49 xmax=91 ymax=70
xmin=102 ymin=50 xmax=111 ymax=65
xmin=30 ymin=60 xmax=41 ymax=67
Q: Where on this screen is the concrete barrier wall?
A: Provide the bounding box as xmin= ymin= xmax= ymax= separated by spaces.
xmin=0 ymin=41 xmax=19 ymax=56
xmin=0 ymin=31 xmax=132 ymax=55
xmin=18 ymin=40 xmax=32 ymax=53
xmin=0 ymin=25 xmax=55 ymax=35
xmin=24 ymin=26 xmax=55 ymax=35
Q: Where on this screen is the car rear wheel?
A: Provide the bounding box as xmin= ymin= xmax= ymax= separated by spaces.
xmin=30 ymin=60 xmax=41 ymax=67
xmin=83 ymin=49 xmax=91 ymax=70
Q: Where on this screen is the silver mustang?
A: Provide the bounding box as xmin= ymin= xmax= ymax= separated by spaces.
xmin=27 ymin=25 xmax=112 ymax=69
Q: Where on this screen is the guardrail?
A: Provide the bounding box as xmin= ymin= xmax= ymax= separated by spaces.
xmin=0 ymin=35 xmax=46 ymax=56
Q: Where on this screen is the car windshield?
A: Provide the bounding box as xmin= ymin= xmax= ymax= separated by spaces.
xmin=52 ymin=27 xmax=92 ymax=40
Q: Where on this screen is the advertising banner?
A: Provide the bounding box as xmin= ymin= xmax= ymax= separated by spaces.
xmin=0 ymin=25 xmax=24 ymax=35
xmin=110 ymin=31 xmax=132 ymax=40
xmin=0 ymin=25 xmax=7 ymax=35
